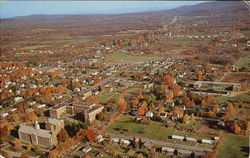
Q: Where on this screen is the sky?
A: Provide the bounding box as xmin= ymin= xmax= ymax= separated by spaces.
xmin=0 ymin=1 xmax=204 ymax=19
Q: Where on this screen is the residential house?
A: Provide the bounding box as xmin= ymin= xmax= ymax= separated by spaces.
xmin=160 ymin=113 xmax=168 ymax=119
xmin=145 ymin=112 xmax=153 ymax=118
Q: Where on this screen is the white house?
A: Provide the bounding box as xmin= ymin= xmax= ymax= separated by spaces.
xmin=111 ymin=138 xmax=119 ymax=144
xmin=96 ymin=135 xmax=104 ymax=143
xmin=82 ymin=146 xmax=92 ymax=153
xmin=14 ymin=97 xmax=24 ymax=102
xmin=160 ymin=113 xmax=168 ymax=119
xmin=145 ymin=112 xmax=153 ymax=118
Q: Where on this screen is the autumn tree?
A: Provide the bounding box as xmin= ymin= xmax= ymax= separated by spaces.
xmin=118 ymin=103 xmax=127 ymax=114
xmin=130 ymin=98 xmax=139 ymax=109
xmin=13 ymin=138 xmax=21 ymax=151
xmin=48 ymin=149 xmax=59 ymax=158
xmin=116 ymin=95 xmax=126 ymax=106
xmin=202 ymin=152 xmax=216 ymax=158
xmin=28 ymin=112 xmax=38 ymax=122
xmin=170 ymin=85 xmax=181 ymax=96
xmin=137 ymin=101 xmax=148 ymax=116
xmin=86 ymin=96 xmax=99 ymax=104
xmin=224 ymin=63 xmax=231 ymax=72
xmin=157 ymin=105 xmax=165 ymax=116
xmin=182 ymin=96 xmax=194 ymax=107
xmin=20 ymin=153 xmax=30 ymax=158
xmin=0 ymin=124 xmax=10 ymax=140
xmin=27 ymin=143 xmax=32 ymax=151
xmin=165 ymin=90 xmax=174 ymax=102
xmin=223 ymin=103 xmax=237 ymax=120
xmin=197 ymin=70 xmax=203 ymax=80
xmin=76 ymin=128 xmax=98 ymax=142
xmin=182 ymin=114 xmax=190 ymax=124
xmin=163 ymin=75 xmax=174 ymax=85
xmin=57 ymin=128 xmax=69 ymax=143
xmin=213 ymin=104 xmax=220 ymax=113
xmin=230 ymin=124 xmax=241 ymax=135
xmin=145 ymin=93 xmax=156 ymax=104
xmin=206 ymin=111 xmax=216 ymax=118
xmin=172 ymin=106 xmax=183 ymax=117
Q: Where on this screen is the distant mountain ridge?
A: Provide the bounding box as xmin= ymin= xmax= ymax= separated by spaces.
xmin=0 ymin=1 xmax=247 ymax=31
xmin=1 ymin=1 xmax=247 ymax=20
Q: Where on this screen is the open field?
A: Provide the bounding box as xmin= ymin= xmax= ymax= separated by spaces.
xmin=98 ymin=91 xmax=119 ymax=103
xmin=162 ymin=38 xmax=211 ymax=48
xmin=236 ymin=57 xmax=250 ymax=68
xmin=235 ymin=50 xmax=250 ymax=68
xmin=107 ymin=115 xmax=215 ymax=146
xmin=218 ymin=134 xmax=249 ymax=158
xmin=222 ymin=93 xmax=250 ymax=102
xmin=104 ymin=51 xmax=163 ymax=64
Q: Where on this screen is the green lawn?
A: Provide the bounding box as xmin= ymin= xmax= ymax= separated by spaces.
xmin=236 ymin=57 xmax=250 ymax=68
xmin=218 ymin=134 xmax=249 ymax=158
xmin=98 ymin=91 xmax=120 ymax=103
xmin=235 ymin=50 xmax=250 ymax=68
xmin=222 ymin=93 xmax=250 ymax=102
xmin=26 ymin=150 xmax=40 ymax=157
xmin=104 ymin=51 xmax=162 ymax=64
xmin=107 ymin=115 xmax=211 ymax=143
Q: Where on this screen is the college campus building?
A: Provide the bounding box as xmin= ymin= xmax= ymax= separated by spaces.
xmin=18 ymin=118 xmax=64 ymax=148
xmin=49 ymin=101 xmax=104 ymax=123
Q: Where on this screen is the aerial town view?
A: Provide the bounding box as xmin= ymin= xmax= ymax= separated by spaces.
xmin=0 ymin=1 xmax=249 ymax=158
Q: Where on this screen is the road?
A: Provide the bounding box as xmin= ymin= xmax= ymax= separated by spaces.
xmin=62 ymin=142 xmax=83 ymax=158
xmin=150 ymin=62 xmax=173 ymax=74
xmin=104 ymin=133 xmax=213 ymax=153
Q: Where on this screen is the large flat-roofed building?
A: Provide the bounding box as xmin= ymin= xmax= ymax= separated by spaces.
xmin=194 ymin=81 xmax=241 ymax=91
xmin=49 ymin=102 xmax=67 ymax=119
xmin=73 ymin=102 xmax=104 ymax=123
xmin=84 ymin=105 xmax=104 ymax=123
xmin=18 ymin=119 xmax=64 ymax=148
xmin=49 ymin=101 xmax=104 ymax=123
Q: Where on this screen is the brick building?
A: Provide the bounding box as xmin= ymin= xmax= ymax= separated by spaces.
xmin=18 ymin=118 xmax=64 ymax=148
